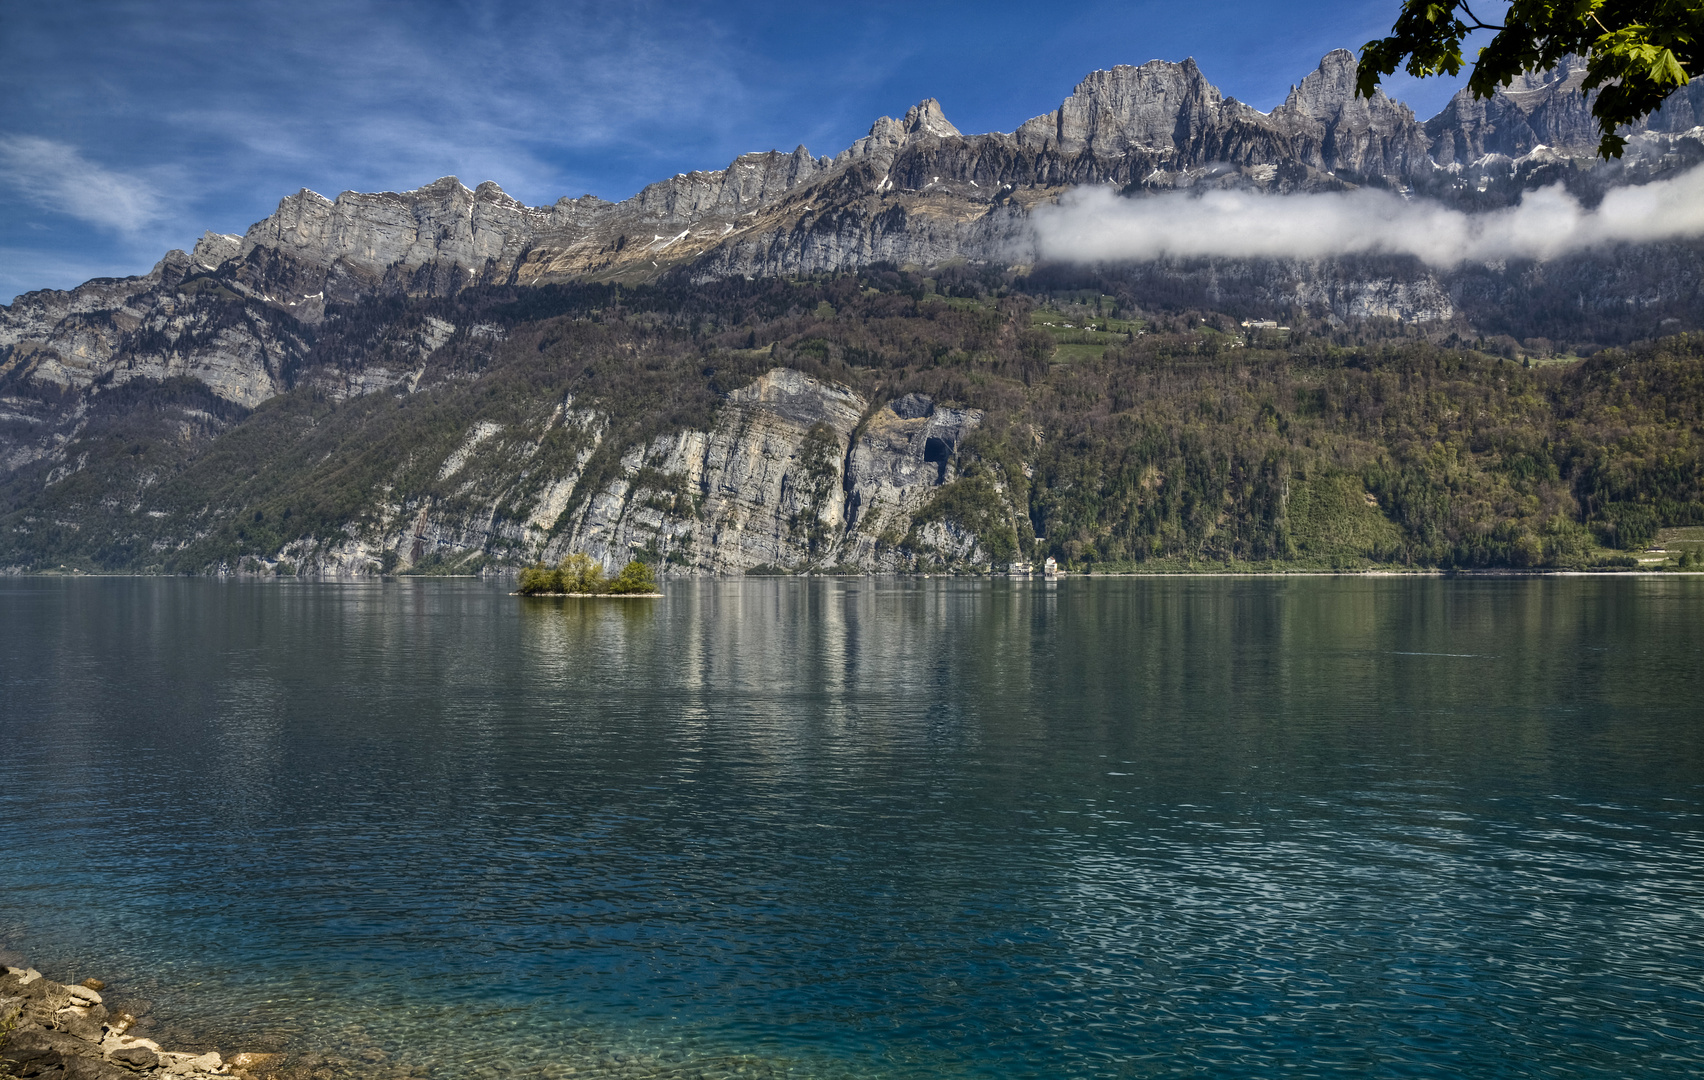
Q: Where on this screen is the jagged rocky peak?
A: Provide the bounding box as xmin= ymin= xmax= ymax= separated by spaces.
xmin=842 ymin=98 xmax=964 ymax=165
xmin=190 ymin=231 xmax=242 ymax=270
xmin=1272 ymin=49 xmax=1419 ymax=138
xmin=1016 ymin=57 xmax=1224 ymax=155
xmin=903 ymin=99 xmax=961 ymax=138
xmin=1267 ymin=49 xmax=1427 ymax=176
xmin=473 ymin=179 xmax=527 ymax=206
xmin=1288 ymin=49 xmax=1373 ymax=119
xmin=1423 ymin=54 xmax=1600 ymax=164
xmin=1423 ymin=51 xmax=1704 ymax=164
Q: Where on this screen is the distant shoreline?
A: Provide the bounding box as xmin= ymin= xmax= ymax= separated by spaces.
xmin=7 ymin=569 xmax=1699 ymax=582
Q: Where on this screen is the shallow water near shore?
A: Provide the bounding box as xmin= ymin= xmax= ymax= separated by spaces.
xmin=2 ymin=575 xmax=1703 ymax=1078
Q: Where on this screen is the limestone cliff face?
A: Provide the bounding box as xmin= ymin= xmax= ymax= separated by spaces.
xmin=1426 ymin=59 xmax=1598 ymax=164
xmin=242 ymin=177 xmax=551 ymax=283
xmin=839 ymin=99 xmax=963 ymax=167
xmin=1425 ymin=55 xmax=1704 ymax=165
xmin=1267 ymin=49 xmax=1430 ymax=178
xmin=551 ymin=369 xmax=873 ymax=573
xmin=1016 ymin=58 xmax=1232 ymax=157
xmin=275 ymin=370 xmax=998 ymax=576
xmin=1001 ymin=51 xmax=1422 ymax=181
xmin=0 ymin=249 xmax=304 ymax=415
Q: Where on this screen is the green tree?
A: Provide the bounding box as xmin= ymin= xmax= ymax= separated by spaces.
xmin=606 ymin=560 xmax=660 ymax=594
xmin=558 ymin=552 xmax=607 ymax=593
xmin=517 ymin=552 xmax=607 ymax=594
xmin=516 ymin=563 xmax=561 ymax=594
xmin=1358 ymin=0 xmax=1704 ymax=157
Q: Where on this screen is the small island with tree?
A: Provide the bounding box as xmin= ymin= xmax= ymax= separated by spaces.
xmin=516 ymin=552 xmax=662 ymax=596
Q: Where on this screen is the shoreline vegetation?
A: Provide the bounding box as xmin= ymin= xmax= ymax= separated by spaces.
xmin=515 ymin=553 xmax=661 ymax=596
xmin=15 ymin=523 xmax=1704 ymax=581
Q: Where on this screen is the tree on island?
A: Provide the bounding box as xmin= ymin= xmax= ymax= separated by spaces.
xmin=1358 ymin=0 xmax=1703 ymax=157
xmin=517 ymin=553 xmax=658 ymax=594
xmin=606 ymin=559 xmax=660 ymax=593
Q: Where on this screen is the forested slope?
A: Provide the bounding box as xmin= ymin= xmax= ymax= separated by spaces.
xmin=2 ymin=268 xmax=1698 ymax=574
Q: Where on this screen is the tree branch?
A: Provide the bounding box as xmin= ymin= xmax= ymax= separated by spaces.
xmin=1456 ymin=2 xmax=1506 ymax=32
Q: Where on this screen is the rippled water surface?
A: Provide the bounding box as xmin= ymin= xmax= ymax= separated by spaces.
xmin=2 ymin=576 xmax=1703 ymax=1078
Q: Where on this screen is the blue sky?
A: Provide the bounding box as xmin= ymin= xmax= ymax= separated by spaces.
xmin=0 ymin=0 xmax=1480 ymax=302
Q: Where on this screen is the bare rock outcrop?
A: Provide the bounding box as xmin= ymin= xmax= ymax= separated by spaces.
xmin=268 ymin=369 xmax=1000 ymax=577
xmin=1266 ymin=49 xmax=1429 ymax=178
xmin=1 ymin=965 xmax=231 ymax=1080
xmin=241 ymin=177 xmax=550 ymax=284
xmin=541 ymin=372 xmax=991 ymax=573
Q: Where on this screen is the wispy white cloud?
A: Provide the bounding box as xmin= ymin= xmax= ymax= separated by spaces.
xmin=1031 ymin=167 xmax=1704 ymax=266
xmin=0 ymin=136 xmax=169 ymax=233
xmin=143 ymin=0 xmax=755 ymax=207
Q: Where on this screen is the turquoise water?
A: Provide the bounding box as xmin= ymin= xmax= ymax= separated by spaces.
xmin=1 ymin=576 xmax=1702 ymax=1078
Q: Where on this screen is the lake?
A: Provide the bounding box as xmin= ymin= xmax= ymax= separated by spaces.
xmin=2 ymin=575 xmax=1701 ymax=1078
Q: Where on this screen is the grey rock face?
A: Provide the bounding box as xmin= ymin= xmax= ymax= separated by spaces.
xmin=242 ymin=176 xmax=551 ymax=284
xmin=1426 ymin=57 xmax=1600 ymax=163
xmin=1425 ymin=54 xmax=1704 ymax=164
xmin=536 ymin=370 xmax=990 ymax=573
xmin=840 ymin=98 xmax=964 ymax=167
xmin=189 ymin=232 xmax=242 ymax=271
xmin=0 ymin=249 xmax=305 ymax=410
xmin=273 ymin=369 xmax=998 ymax=576
xmin=1006 ymin=51 xmax=1425 ymax=180
xmin=889 ymin=392 xmax=935 ymax=420
xmin=1016 ymin=58 xmax=1228 ymax=156
xmin=1266 ymin=49 xmax=1429 ymax=178
xmin=838 ymin=395 xmax=984 ymax=566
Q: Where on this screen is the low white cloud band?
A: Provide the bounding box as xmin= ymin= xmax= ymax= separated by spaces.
xmin=1030 ymin=166 xmax=1704 ymax=267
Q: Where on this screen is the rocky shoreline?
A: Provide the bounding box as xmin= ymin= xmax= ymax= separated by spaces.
xmin=1 ymin=961 xmax=808 ymax=1080
xmin=0 ymin=964 xmax=273 ymax=1080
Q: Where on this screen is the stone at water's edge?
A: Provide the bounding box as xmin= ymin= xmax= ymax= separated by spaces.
xmin=0 ymin=965 xmax=231 ymax=1080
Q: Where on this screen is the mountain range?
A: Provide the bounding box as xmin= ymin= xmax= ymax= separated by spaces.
xmin=2 ymin=49 xmax=1701 ymax=576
